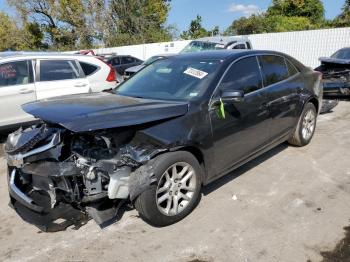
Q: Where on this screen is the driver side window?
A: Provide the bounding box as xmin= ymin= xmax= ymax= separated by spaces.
xmin=220 ymin=56 xmax=263 ymax=94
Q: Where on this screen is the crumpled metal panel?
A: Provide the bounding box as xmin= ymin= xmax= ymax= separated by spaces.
xmin=22 ymin=93 xmax=189 ymax=132
xmin=5 ymin=125 xmax=55 ymax=155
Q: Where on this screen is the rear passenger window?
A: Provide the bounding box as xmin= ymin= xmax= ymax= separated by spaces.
xmin=220 ymin=56 xmax=263 ymax=94
xmin=121 ymin=57 xmax=135 ymax=64
xmin=111 ymin=57 xmax=120 ymax=65
xmin=80 ymin=62 xmax=98 ymax=76
xmin=40 ymin=60 xmax=80 ymax=81
xmin=259 ymin=55 xmax=289 ymax=86
xmin=0 ymin=60 xmax=33 ymax=87
xmin=286 ymin=59 xmax=299 ymax=77
xmin=233 ymin=44 xmax=246 ymax=49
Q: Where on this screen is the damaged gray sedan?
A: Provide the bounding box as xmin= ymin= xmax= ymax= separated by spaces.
xmin=5 ymin=50 xmax=322 ymax=231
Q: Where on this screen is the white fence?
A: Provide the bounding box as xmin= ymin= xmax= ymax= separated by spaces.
xmin=93 ymin=41 xmax=190 ymax=61
xmin=247 ymin=28 xmax=350 ymax=68
xmin=93 ymin=27 xmax=350 ymax=68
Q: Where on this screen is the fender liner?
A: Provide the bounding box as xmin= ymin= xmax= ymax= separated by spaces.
xmin=128 ymin=159 xmax=158 ymax=201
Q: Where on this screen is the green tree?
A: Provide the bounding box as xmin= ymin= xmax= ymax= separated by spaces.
xmin=333 ymin=0 xmax=350 ymax=27
xmin=224 ymin=14 xmax=267 ymax=35
xmin=7 ymin=0 xmax=101 ymax=50
xmin=267 ymin=0 xmax=325 ymax=24
xmin=23 ymin=22 xmax=47 ymax=50
xmin=180 ymin=15 xmax=210 ymax=39
xmin=208 ymin=26 xmax=220 ymax=36
xmin=105 ymin=0 xmax=172 ymax=46
xmin=224 ymin=0 xmax=326 ymax=35
xmin=265 ymin=15 xmax=314 ymax=32
xmin=0 ymin=12 xmax=25 ymax=51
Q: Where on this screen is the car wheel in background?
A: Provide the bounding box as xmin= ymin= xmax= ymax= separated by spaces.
xmin=288 ymin=102 xmax=317 ymax=147
xmin=135 ymin=151 xmax=202 ymax=227
xmin=320 ymin=99 xmax=339 ymax=114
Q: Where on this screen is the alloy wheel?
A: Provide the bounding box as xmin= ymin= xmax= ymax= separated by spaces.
xmin=302 ymin=109 xmax=316 ymax=141
xmin=156 ymin=162 xmax=197 ymax=216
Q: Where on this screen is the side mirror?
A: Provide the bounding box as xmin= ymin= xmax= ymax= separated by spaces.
xmin=221 ymin=90 xmax=244 ymax=102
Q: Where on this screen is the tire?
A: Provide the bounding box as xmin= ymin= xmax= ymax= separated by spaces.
xmin=320 ymin=99 xmax=339 ymax=114
xmin=288 ymin=102 xmax=317 ymax=147
xmin=134 ymin=151 xmax=202 ymax=227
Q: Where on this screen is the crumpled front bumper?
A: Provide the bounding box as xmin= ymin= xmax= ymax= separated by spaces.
xmin=323 ymin=81 xmax=350 ymax=96
xmin=8 ymin=169 xmax=43 ymax=212
xmin=7 ymin=168 xmax=87 ymax=232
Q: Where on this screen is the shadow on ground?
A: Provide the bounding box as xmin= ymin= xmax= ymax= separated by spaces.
xmin=315 ymin=222 xmax=350 ymax=262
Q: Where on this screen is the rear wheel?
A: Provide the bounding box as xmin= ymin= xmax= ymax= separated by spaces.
xmin=288 ymin=102 xmax=317 ymax=147
xmin=134 ymin=151 xmax=202 ymax=227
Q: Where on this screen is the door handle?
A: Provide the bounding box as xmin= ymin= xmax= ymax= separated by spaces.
xmin=19 ymin=88 xmax=34 ymax=94
xmin=74 ymin=83 xmax=88 ymax=87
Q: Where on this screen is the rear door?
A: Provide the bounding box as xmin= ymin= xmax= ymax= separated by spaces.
xmin=208 ymin=56 xmax=270 ymax=177
xmin=258 ymin=55 xmax=302 ymax=140
xmin=0 ymin=60 xmax=36 ymax=126
xmin=35 ymin=59 xmax=90 ymax=100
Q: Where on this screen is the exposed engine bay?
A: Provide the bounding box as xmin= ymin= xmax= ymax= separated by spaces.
xmin=315 ymin=59 xmax=350 ymax=96
xmin=5 ymin=124 xmax=164 ymax=231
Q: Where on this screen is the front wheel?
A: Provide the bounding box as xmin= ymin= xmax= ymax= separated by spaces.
xmin=134 ymin=151 xmax=202 ymax=227
xmin=288 ymin=102 xmax=317 ymax=147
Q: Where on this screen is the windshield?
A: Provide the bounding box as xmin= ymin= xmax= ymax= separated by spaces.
xmin=331 ymin=49 xmax=350 ymax=60
xmin=181 ymin=41 xmax=225 ymax=53
xmin=117 ymin=58 xmax=223 ymax=101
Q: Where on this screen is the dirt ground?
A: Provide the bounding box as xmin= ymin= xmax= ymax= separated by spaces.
xmin=0 ymin=101 xmax=349 ymax=262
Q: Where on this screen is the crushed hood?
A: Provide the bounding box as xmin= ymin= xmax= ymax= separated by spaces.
xmin=320 ymin=57 xmax=350 ymax=65
xmin=22 ymin=93 xmax=189 ymax=132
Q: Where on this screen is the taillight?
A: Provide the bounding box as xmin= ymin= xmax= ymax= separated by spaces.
xmin=94 ymin=56 xmax=117 ymax=82
xmin=106 ymin=64 xmax=116 ymax=82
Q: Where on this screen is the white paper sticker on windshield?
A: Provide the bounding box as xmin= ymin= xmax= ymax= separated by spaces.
xmin=184 ymin=67 xmax=208 ymax=79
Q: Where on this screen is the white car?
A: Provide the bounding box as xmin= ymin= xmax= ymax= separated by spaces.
xmin=0 ymin=52 xmax=117 ymax=129
xmin=181 ymin=36 xmax=253 ymax=53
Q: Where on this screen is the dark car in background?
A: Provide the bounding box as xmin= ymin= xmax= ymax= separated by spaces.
xmin=315 ymin=47 xmax=350 ymax=97
xmin=105 ymin=55 xmax=143 ymax=75
xmin=5 ymin=50 xmax=322 ymax=231
xmin=124 ymin=54 xmax=173 ymax=78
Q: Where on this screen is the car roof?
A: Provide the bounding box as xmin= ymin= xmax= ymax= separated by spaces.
xmin=195 ymin=36 xmax=250 ymax=45
xmin=150 ymin=54 xmax=174 ymax=58
xmin=107 ymin=55 xmax=135 ymax=59
xmin=336 ymin=47 xmax=350 ymax=52
xmin=170 ymin=50 xmax=287 ymax=62
xmin=0 ymin=51 xmax=90 ymax=60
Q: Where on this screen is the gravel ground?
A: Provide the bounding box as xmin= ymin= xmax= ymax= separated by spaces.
xmin=0 ymin=101 xmax=349 ymax=262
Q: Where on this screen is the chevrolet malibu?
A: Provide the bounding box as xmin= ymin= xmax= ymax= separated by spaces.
xmin=5 ymin=50 xmax=322 ymax=231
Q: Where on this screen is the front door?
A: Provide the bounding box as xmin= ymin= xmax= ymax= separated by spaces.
xmin=0 ymin=60 xmax=36 ymax=127
xmin=208 ymin=56 xmax=270 ymax=179
xmin=35 ymin=59 xmax=90 ymax=100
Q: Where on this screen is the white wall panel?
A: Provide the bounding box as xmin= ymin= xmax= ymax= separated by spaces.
xmin=93 ymin=40 xmax=190 ymax=61
xmin=91 ymin=27 xmax=350 ymax=68
xmin=247 ymin=28 xmax=350 ymax=68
